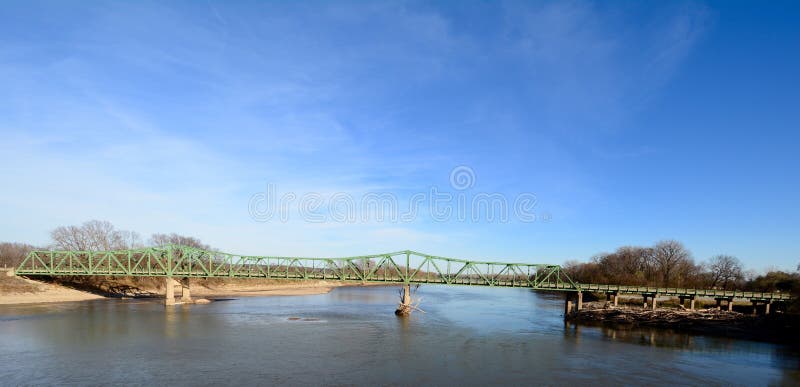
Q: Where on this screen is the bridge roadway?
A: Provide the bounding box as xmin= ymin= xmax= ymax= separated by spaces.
xmin=15 ymin=245 xmax=791 ymax=312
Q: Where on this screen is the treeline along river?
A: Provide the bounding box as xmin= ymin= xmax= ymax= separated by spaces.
xmin=1 ymin=286 xmax=798 ymax=385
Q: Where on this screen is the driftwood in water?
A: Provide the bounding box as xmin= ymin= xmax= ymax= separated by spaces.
xmin=395 ymin=284 xmax=423 ymax=316
xmin=566 ymin=302 xmax=800 ymax=344
xmin=570 ymin=306 xmax=746 ymax=327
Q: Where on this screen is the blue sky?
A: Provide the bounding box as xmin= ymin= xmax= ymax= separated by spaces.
xmin=1 ymin=1 xmax=798 ymax=271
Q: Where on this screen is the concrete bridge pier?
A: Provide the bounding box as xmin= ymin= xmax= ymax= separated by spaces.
xmin=181 ymin=278 xmax=192 ymax=303
xmin=750 ymin=300 xmax=773 ymax=315
xmin=678 ymin=296 xmax=696 ymax=311
xmin=642 ymin=293 xmax=657 ymax=310
xmin=564 ymin=292 xmax=582 ymax=315
xmin=165 ymin=277 xmax=175 ymax=306
xmin=565 ymin=298 xmax=574 ymax=315
xmin=605 ymin=292 xmax=618 ymax=307
xmin=715 ymin=297 xmax=734 ymax=311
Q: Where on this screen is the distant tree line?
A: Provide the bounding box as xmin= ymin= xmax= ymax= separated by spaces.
xmin=564 ymin=239 xmax=800 ymax=294
xmin=0 ymin=220 xmax=212 ymax=268
xmin=2 ymin=222 xmax=798 ymax=296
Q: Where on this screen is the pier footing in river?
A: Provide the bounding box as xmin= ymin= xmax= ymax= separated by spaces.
xmin=564 ymin=292 xmax=584 ymax=315
xmin=165 ymin=277 xmax=192 ymax=306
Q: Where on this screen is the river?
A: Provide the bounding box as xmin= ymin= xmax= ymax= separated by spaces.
xmin=1 ymin=286 xmax=798 ymax=385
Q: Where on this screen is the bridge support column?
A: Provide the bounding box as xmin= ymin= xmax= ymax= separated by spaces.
xmin=679 ymin=296 xmax=686 ymax=309
xmin=752 ymin=301 xmax=758 ymax=315
xmin=765 ymin=301 xmax=771 ymax=315
xmin=604 ymin=292 xmax=618 ymax=307
xmin=690 ymin=297 xmax=696 ymax=311
xmin=727 ymin=298 xmax=734 ymax=312
xmin=652 ymin=294 xmax=658 ymax=311
xmin=715 ymin=298 xmax=722 ymax=310
xmin=181 ymin=278 xmax=192 ymax=303
xmin=395 ymin=284 xmax=412 ymax=316
xmin=565 ymin=298 xmax=574 ymax=315
xmin=577 ymin=292 xmax=583 ymax=311
xmin=643 ymin=294 xmax=648 ymax=309
xmin=165 ymin=277 xmax=175 ymax=306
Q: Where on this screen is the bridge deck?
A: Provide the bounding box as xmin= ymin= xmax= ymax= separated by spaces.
xmin=15 ymin=245 xmax=791 ymax=301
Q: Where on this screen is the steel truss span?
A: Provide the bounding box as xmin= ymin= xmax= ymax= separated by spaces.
xmin=15 ymin=245 xmax=579 ymax=290
xmin=15 ymin=245 xmax=792 ymax=301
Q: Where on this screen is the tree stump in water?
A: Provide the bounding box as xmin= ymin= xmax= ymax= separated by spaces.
xmin=395 ymin=284 xmax=412 ymax=316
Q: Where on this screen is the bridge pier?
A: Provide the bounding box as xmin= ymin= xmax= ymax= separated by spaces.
xmin=715 ymin=297 xmax=734 ymax=311
xmin=678 ymin=295 xmax=696 ymax=310
xmin=165 ymin=277 xmax=175 ymax=306
xmin=605 ymin=292 xmax=618 ymax=307
xmin=564 ymin=292 xmax=582 ymax=315
xmin=750 ymin=300 xmax=773 ymax=315
xmin=181 ymin=278 xmax=192 ymax=303
xmin=641 ymin=293 xmax=658 ymax=310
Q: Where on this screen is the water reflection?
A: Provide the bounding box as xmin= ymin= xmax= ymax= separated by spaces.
xmin=0 ymin=286 xmax=798 ymax=385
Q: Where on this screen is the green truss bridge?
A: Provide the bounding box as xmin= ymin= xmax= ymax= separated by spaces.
xmin=15 ymin=245 xmax=792 ymax=313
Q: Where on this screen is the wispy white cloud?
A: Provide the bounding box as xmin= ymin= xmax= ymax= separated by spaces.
xmin=0 ymin=1 xmax=714 ymax=262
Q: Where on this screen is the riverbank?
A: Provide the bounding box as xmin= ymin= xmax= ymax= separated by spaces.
xmin=566 ymin=301 xmax=800 ymax=344
xmin=0 ymin=270 xmax=374 ymax=305
xmin=0 ymin=270 xmax=103 ymax=305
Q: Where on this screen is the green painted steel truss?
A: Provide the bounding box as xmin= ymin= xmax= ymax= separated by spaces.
xmin=15 ymin=245 xmax=580 ymax=290
xmin=15 ymin=245 xmax=794 ymax=301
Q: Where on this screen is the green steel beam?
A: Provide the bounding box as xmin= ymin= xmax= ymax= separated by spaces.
xmin=15 ymin=245 xmax=578 ymax=290
xmin=14 ymin=245 xmax=793 ymax=301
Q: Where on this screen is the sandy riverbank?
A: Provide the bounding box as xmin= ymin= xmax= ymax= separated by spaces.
xmin=187 ymin=280 xmax=346 ymax=298
xmin=0 ymin=271 xmax=103 ymax=305
xmin=0 ymin=270 xmax=375 ymax=305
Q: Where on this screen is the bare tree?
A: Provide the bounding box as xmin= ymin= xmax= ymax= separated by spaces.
xmin=50 ymin=220 xmax=139 ymax=251
xmin=651 ymin=240 xmax=693 ymax=287
xmin=707 ymin=254 xmax=744 ymax=290
xmin=0 ymin=242 xmax=37 ymax=268
xmin=593 ymin=246 xmax=653 ymax=286
xmin=149 ymin=233 xmax=210 ymax=250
